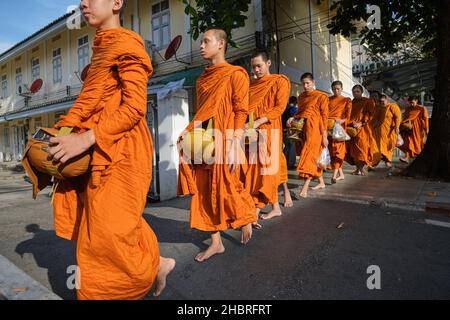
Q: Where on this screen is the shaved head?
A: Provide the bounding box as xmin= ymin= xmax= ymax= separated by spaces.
xmin=206 ymin=28 xmax=228 ymax=52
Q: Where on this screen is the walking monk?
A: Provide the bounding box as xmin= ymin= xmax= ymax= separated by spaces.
xmin=177 ymin=29 xmax=256 ymax=262
xmin=399 ymin=96 xmax=429 ymax=164
xmin=46 ymin=0 xmax=174 ymax=299
xmin=328 ymin=81 xmax=352 ymax=184
xmin=372 ymin=94 xmax=402 ymax=168
xmin=346 ymin=85 xmax=379 ymax=176
xmin=287 ymin=73 xmax=329 ymax=198
xmin=244 ymin=51 xmax=292 ymax=223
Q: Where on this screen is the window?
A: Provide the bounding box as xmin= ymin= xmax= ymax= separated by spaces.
xmin=55 ymin=111 xmax=65 ymax=124
xmin=31 ymin=58 xmax=40 ymax=81
xmin=3 ymin=127 xmax=10 ymax=148
xmin=52 ymin=48 xmax=63 ymax=84
xmin=34 ymin=117 xmax=42 ymax=130
xmin=78 ymin=35 xmax=90 ymax=72
xmin=15 ymin=68 xmax=22 ymax=94
xmin=151 ymin=0 xmax=170 ymax=49
xmin=1 ymin=75 xmax=7 ymax=99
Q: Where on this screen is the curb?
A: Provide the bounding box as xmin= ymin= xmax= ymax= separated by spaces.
xmin=0 ymin=255 xmax=61 ymax=300
xmin=291 ymin=190 xmax=426 ymax=212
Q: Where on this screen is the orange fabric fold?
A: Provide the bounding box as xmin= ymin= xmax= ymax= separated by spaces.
xmin=399 ymin=105 xmax=429 ymax=158
xmin=346 ymin=97 xmax=379 ymax=166
xmin=245 ymin=74 xmax=290 ymax=208
xmin=177 ymin=63 xmax=256 ymax=231
xmin=372 ymin=103 xmax=402 ymax=162
xmin=295 ymin=90 xmax=329 ymax=179
xmin=53 ymin=28 xmax=159 ymax=300
xmin=328 ymin=96 xmax=352 ymax=169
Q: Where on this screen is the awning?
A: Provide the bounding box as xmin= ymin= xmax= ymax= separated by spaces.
xmin=150 ymin=66 xmax=205 ymax=87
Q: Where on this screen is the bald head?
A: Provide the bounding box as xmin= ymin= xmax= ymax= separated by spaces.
xmin=206 ymin=28 xmax=228 ymax=52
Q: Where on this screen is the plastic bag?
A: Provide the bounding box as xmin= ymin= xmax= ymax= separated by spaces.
xmin=332 ymin=123 xmax=351 ymax=141
xmin=317 ymin=147 xmax=331 ymax=170
xmin=396 ymin=132 xmax=404 ymax=147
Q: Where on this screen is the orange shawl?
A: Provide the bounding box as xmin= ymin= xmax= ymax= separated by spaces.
xmin=295 ymin=90 xmax=329 ymax=178
xmin=400 ymin=105 xmax=429 ymax=157
xmin=177 ymin=63 xmax=256 ymax=231
xmin=328 ymin=95 xmax=352 ymax=169
xmin=371 ymin=103 xmax=402 ymax=161
xmin=347 ymin=97 xmax=380 ymax=166
xmin=245 ymin=74 xmax=290 ymax=207
xmin=52 ymin=28 xmax=159 ymax=300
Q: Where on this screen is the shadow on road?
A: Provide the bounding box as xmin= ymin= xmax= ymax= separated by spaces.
xmin=15 ymin=224 xmax=77 ymax=300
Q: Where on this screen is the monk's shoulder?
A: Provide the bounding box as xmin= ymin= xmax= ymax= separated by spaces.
xmin=316 ymin=90 xmax=329 ymax=101
xmin=229 ymin=65 xmax=249 ymax=82
xmin=115 ymin=29 xmax=148 ymax=57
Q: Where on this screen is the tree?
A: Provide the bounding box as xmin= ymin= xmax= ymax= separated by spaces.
xmin=328 ymin=0 xmax=450 ymax=181
xmin=182 ymin=0 xmax=252 ymax=48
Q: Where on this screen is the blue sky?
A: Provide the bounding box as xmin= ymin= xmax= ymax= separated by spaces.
xmin=0 ymin=0 xmax=78 ymax=54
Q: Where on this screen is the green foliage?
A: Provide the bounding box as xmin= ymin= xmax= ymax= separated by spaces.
xmin=327 ymin=0 xmax=438 ymax=59
xmin=181 ymin=0 xmax=252 ymax=48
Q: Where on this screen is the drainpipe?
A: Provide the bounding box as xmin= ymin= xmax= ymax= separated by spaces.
xmin=308 ymin=0 xmax=315 ymax=75
xmin=134 ymin=0 xmax=140 ymax=34
xmin=273 ymin=0 xmax=281 ymax=74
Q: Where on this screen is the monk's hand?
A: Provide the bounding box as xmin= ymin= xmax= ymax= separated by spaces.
xmin=286 ymin=117 xmax=294 ymax=128
xmin=353 ymin=122 xmax=362 ymax=129
xmin=48 ymin=130 xmax=95 ymax=164
xmin=244 ymin=123 xmax=250 ymax=131
xmin=322 ymin=132 xmax=329 ymax=148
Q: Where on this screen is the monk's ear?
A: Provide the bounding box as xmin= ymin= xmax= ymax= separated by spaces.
xmin=267 ymin=59 xmax=272 ymax=68
xmin=113 ymin=0 xmax=125 ymax=12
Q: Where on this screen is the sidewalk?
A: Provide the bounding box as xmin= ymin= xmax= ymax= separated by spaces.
xmin=285 ymin=159 xmax=450 ymax=214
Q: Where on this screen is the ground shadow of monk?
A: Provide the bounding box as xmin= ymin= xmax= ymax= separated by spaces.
xmin=143 ymin=214 xmax=243 ymax=250
xmin=15 ymin=224 xmax=77 ymax=300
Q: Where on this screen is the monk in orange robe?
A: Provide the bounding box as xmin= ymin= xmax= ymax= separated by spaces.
xmin=399 ymin=96 xmax=429 ymax=163
xmin=177 ymin=29 xmax=256 ymax=262
xmin=328 ymin=81 xmax=352 ymax=184
xmin=287 ymin=73 xmax=329 ymax=198
xmin=46 ymin=0 xmax=174 ymax=299
xmin=244 ymin=51 xmax=292 ymax=224
xmin=346 ymin=85 xmax=379 ymax=176
xmin=371 ymin=94 xmax=402 ymax=167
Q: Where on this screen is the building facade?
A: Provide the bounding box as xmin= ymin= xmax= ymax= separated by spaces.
xmin=0 ymin=0 xmax=354 ymax=200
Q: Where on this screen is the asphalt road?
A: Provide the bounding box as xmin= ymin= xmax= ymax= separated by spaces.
xmin=0 ymin=179 xmax=449 ymax=300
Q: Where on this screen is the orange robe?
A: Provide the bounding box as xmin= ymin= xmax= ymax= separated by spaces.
xmin=52 ymin=28 xmax=159 ymax=300
xmin=372 ymin=103 xmax=402 ymax=162
xmin=295 ymin=90 xmax=329 ymax=179
xmin=399 ymin=105 xmax=429 ymax=158
xmin=328 ymin=96 xmax=352 ymax=169
xmin=347 ymin=97 xmax=380 ymax=166
xmin=245 ymin=74 xmax=290 ymax=208
xmin=177 ymin=63 xmax=256 ymax=231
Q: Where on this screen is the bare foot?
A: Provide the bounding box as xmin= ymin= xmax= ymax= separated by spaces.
xmin=284 ymin=192 xmax=293 ymax=208
xmin=253 ymin=208 xmax=262 ymax=229
xmin=153 ymin=257 xmax=176 ymax=297
xmin=241 ymin=223 xmax=253 ymax=245
xmin=261 ymin=209 xmax=282 ymax=220
xmin=311 ymin=183 xmax=326 ymax=190
xmin=385 ymin=162 xmax=393 ymax=168
xmin=195 ymin=242 xmax=225 ymax=262
xmin=336 ymin=175 xmax=345 ymax=181
xmin=252 ymin=222 xmax=262 ymax=229
xmin=331 ymin=177 xmax=337 ymax=184
xmin=298 ymin=190 xmax=308 ymax=198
